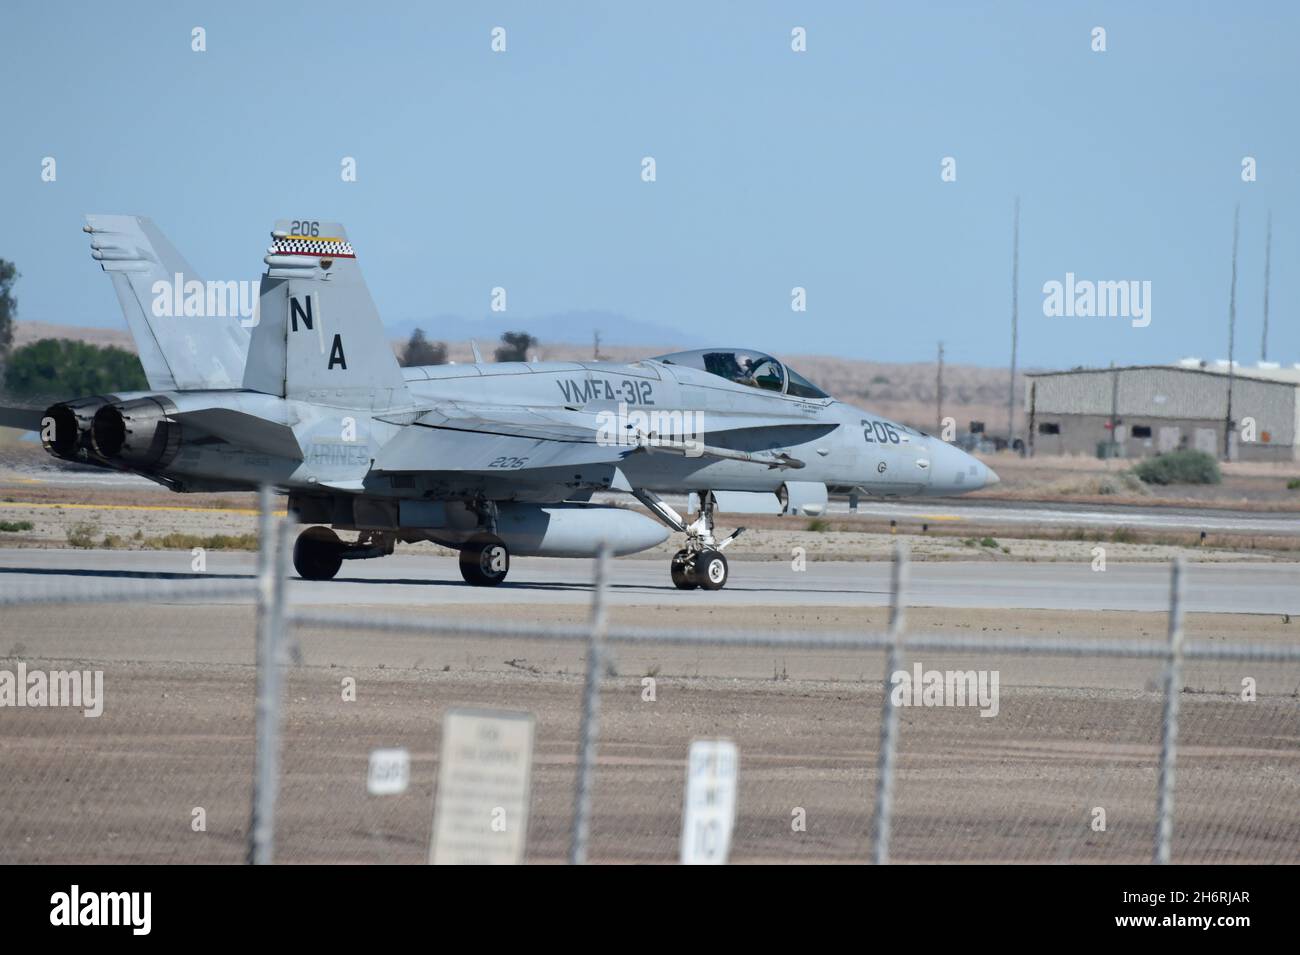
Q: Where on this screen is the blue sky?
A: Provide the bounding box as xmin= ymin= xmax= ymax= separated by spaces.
xmin=1 ymin=1 xmax=1296 ymax=368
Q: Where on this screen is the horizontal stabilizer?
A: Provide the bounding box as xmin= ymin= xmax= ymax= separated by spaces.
xmin=169 ymin=407 xmax=302 ymax=460
xmin=0 ymin=404 xmax=46 ymax=432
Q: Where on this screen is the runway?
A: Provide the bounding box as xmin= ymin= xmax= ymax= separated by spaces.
xmin=843 ymin=498 xmax=1300 ymax=536
xmin=599 ymin=492 xmax=1300 ymax=537
xmin=1 ymin=547 xmax=1297 ymax=614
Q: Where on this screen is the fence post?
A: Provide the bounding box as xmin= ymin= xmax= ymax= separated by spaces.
xmin=1153 ymin=557 xmax=1186 ymax=865
xmin=871 ymin=543 xmax=909 ymax=865
xmin=247 ymin=485 xmax=288 ymax=865
xmin=569 ymin=542 xmax=611 ymax=865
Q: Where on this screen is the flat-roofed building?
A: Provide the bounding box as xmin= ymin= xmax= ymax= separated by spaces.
xmin=1026 ymin=361 xmax=1300 ymax=461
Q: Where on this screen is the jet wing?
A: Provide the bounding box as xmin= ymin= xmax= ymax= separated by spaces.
xmin=374 ymin=405 xmax=626 ymax=475
xmin=403 ymin=403 xmax=610 ymax=444
xmin=373 ymin=402 xmax=835 ymax=476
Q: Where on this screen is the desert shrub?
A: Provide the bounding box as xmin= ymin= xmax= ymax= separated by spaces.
xmin=1132 ymin=450 xmax=1221 ymax=486
xmin=66 ymin=521 xmax=99 ymax=548
xmin=146 ymin=532 xmax=259 ymax=550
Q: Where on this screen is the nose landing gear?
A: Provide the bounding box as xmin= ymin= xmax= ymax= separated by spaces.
xmin=636 ymin=489 xmax=741 ymax=592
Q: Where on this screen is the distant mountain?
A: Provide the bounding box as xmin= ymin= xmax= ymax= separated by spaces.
xmin=14 ymin=321 xmax=134 ymax=351
xmin=385 ymin=310 xmax=702 ymax=350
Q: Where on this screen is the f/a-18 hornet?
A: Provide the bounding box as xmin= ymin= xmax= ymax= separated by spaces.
xmin=1 ymin=217 xmax=998 ymax=590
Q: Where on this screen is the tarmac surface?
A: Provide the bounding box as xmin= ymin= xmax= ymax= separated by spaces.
xmin=842 ymin=498 xmax=1300 ymax=536
xmin=2 ymin=546 xmax=1298 ymax=614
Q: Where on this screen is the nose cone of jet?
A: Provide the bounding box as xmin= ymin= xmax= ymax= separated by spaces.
xmin=927 ymin=440 xmax=998 ymax=495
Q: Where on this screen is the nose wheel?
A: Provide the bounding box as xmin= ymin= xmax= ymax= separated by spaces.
xmin=460 ymin=534 xmax=510 ymax=586
xmin=670 ymin=547 xmax=728 ymax=591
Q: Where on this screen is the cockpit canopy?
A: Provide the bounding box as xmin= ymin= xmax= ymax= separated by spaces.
xmin=652 ymin=348 xmax=830 ymax=399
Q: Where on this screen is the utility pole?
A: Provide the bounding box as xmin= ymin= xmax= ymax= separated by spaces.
xmin=1007 ymin=197 xmax=1020 ymax=448
xmin=593 ymin=330 xmax=602 ymax=361
xmin=1225 ymin=203 xmax=1239 ymax=461
xmin=1261 ymin=210 xmax=1272 ymax=363
xmin=1109 ymin=361 xmax=1120 ymax=458
xmin=936 ymin=341 xmax=945 ymax=435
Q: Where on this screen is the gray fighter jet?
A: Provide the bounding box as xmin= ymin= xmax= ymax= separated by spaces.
xmin=0 ymin=217 xmax=998 ymax=590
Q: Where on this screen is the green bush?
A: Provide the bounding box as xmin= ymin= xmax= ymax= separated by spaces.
xmin=0 ymin=519 xmax=33 ymax=532
xmin=3 ymin=338 xmax=147 ymax=399
xmin=1132 ymin=450 xmax=1221 ymax=486
xmin=1287 ymin=478 xmax=1300 ymax=491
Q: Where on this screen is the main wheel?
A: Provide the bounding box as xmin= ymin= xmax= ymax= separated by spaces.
xmin=670 ymin=549 xmax=698 ymax=590
xmin=459 ymin=534 xmax=510 ymax=586
xmin=293 ymin=526 xmax=344 ymax=580
xmin=694 ymin=549 xmax=728 ymax=590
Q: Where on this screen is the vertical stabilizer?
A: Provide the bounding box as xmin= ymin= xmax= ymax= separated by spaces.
xmin=243 ymin=220 xmax=411 ymax=411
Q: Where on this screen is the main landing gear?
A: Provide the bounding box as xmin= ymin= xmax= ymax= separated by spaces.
xmin=459 ymin=533 xmax=510 ymax=586
xmin=293 ymin=526 xmax=344 ymax=580
xmin=635 ymin=489 xmax=742 ymax=591
xmin=292 ymin=527 xmax=395 ymax=581
xmin=294 ymin=499 xmax=512 ymax=587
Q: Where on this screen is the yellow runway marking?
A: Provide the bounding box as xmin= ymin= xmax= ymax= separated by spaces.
xmin=916 ymin=514 xmax=964 ymax=521
xmin=0 ymin=501 xmax=285 ymax=517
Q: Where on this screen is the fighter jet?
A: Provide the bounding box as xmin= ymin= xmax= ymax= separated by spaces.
xmin=0 ymin=216 xmax=998 ymax=590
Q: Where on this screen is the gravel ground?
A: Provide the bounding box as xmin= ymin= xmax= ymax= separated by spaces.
xmin=1 ymin=602 xmax=1297 ymax=864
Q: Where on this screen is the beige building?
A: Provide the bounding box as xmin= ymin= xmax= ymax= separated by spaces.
xmin=1026 ymin=362 xmax=1300 ymax=462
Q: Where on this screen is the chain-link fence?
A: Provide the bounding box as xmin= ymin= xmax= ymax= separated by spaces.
xmin=2 ymin=490 xmax=1298 ymax=864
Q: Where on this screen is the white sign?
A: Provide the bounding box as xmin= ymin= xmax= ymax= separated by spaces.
xmin=367 ymin=748 xmax=410 ymax=796
xmin=430 ymin=708 xmax=535 ymax=865
xmin=680 ymin=739 xmax=738 ymax=865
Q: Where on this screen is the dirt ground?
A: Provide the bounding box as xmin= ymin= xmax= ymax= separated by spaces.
xmin=980 ymin=451 xmax=1300 ymax=510
xmin=1 ymin=602 xmax=1297 ymax=864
